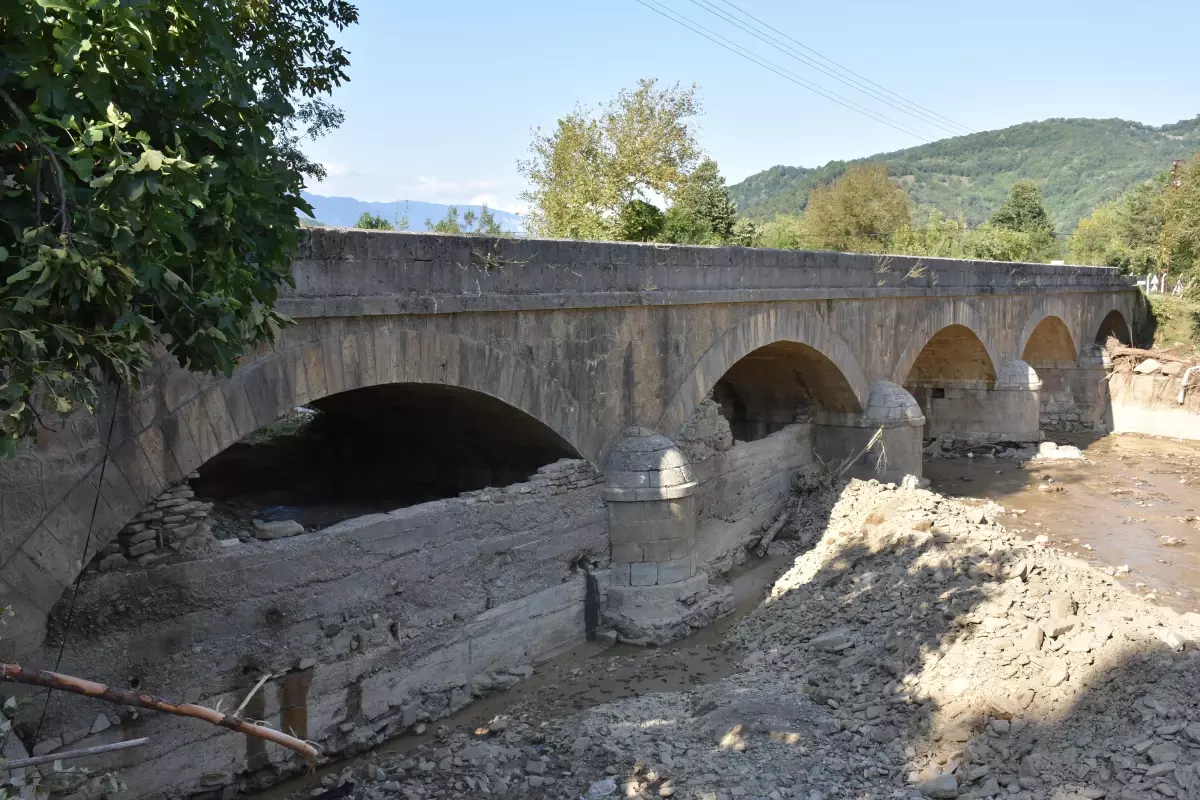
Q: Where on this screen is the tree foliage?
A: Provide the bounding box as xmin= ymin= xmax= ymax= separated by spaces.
xmin=355 ymin=212 xmax=394 ymax=230
xmin=518 ymin=79 xmax=701 ymax=240
xmin=426 ymin=205 xmax=507 ymax=236
xmin=660 ymin=159 xmax=755 ymax=246
xmin=987 ymin=181 xmax=1060 ymax=261
xmin=0 ymin=0 xmax=357 ymax=453
xmin=800 ymin=163 xmax=910 ymax=252
xmin=1163 ymin=154 xmax=1200 ymax=277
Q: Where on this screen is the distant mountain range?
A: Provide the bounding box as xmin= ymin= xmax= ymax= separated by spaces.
xmin=299 ymin=193 xmax=523 ymax=233
xmin=729 ymin=116 xmax=1200 ymax=230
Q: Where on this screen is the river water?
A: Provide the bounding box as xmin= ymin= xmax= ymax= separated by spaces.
xmin=925 ymin=433 xmax=1200 ymax=613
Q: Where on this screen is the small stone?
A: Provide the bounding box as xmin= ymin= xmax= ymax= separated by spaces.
xmin=917 ymin=773 xmax=958 ymax=798
xmin=509 ymin=665 xmax=534 ymax=679
xmin=31 ymin=737 xmax=62 ymax=757
xmin=1147 ymin=742 xmax=1182 ymax=765
xmin=525 ymin=760 xmax=547 ymax=775
xmin=1021 ymin=624 xmax=1044 ymax=652
xmin=97 ymin=553 xmax=128 ymax=572
xmin=1146 ymin=762 xmax=1177 ymax=778
xmin=253 ymin=520 xmax=305 ymax=539
xmin=1039 ymin=617 xmax=1077 ymax=638
xmin=90 ymin=713 xmax=112 ymax=735
xmin=810 ymin=629 xmax=852 ymax=651
xmin=1157 ymin=627 xmax=1185 ymax=651
xmin=127 ymin=539 xmax=158 ymax=557
xmin=1044 ymin=661 xmax=1069 ymax=688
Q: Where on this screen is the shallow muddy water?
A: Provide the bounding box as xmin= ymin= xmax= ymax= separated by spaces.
xmin=925 ymin=433 xmax=1200 ymax=612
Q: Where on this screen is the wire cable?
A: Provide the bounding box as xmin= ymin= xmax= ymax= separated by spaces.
xmin=685 ymin=0 xmax=971 ymax=137
xmin=710 ymin=0 xmax=975 ymax=135
xmin=632 ymin=0 xmax=935 ymax=143
xmin=32 ymin=384 xmax=122 ymax=744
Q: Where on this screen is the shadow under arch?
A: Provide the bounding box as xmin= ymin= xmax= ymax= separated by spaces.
xmin=1016 ymin=297 xmax=1086 ymax=364
xmin=657 ymin=309 xmax=869 ymax=442
xmin=193 ymin=382 xmax=583 ymax=512
xmin=1093 ymin=308 xmax=1133 ymax=347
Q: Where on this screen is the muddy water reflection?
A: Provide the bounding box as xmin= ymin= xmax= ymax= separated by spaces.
xmin=925 ymin=433 xmax=1200 ymax=612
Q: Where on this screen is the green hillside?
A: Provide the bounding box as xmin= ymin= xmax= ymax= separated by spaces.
xmin=730 ymin=116 xmax=1200 ymax=231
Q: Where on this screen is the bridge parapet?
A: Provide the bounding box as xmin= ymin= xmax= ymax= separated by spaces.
xmin=279 ymin=229 xmax=1134 ymax=319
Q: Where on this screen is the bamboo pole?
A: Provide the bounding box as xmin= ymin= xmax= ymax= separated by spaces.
xmin=0 ymin=664 xmax=320 ymax=765
xmin=5 ymin=738 xmax=149 ymax=770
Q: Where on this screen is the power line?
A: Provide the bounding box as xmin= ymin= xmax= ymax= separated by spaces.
xmin=683 ymin=0 xmax=970 ymax=138
xmin=631 ymin=0 xmax=935 ymax=143
xmin=710 ymin=0 xmax=975 ymax=136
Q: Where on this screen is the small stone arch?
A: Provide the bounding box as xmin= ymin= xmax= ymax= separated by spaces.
xmin=0 ymin=326 xmax=599 ymax=657
xmin=1017 ymin=297 xmax=1085 ymax=363
xmin=890 ymin=303 xmax=1003 ymax=385
xmin=902 ymin=324 xmax=999 ymax=386
xmin=1021 ymin=315 xmax=1078 ymax=366
xmin=1092 ymin=308 xmax=1132 ymax=347
xmin=657 ymin=308 xmax=870 ymax=441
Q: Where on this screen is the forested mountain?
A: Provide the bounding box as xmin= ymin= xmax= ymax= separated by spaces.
xmin=730 ymin=116 xmax=1200 ymax=230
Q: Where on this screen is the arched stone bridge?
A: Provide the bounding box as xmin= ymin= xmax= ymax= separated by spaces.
xmin=0 ymin=229 xmax=1141 ymax=659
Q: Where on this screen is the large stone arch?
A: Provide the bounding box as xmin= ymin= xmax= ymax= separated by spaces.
xmin=890 ymin=302 xmax=1003 ymax=385
xmin=1091 ymin=306 xmax=1133 ymax=346
xmin=1017 ymin=297 xmax=1086 ymax=363
xmin=0 ymin=325 xmax=599 ymax=657
xmin=656 ymin=307 xmax=870 ymax=441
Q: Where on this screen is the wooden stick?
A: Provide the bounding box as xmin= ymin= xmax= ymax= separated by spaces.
xmin=233 ymin=672 xmax=274 ymax=718
xmin=5 ymin=737 xmax=149 ymax=770
xmin=0 ymin=664 xmax=320 ymax=765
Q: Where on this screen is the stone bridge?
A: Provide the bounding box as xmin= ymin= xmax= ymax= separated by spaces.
xmin=0 ymin=229 xmax=1140 ymax=795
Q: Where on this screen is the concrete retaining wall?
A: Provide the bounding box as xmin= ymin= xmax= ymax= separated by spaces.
xmin=1109 ymin=368 xmax=1200 ymax=440
xmin=21 ymin=461 xmax=607 ymax=798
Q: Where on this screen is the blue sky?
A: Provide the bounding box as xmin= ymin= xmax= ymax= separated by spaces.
xmin=303 ymin=0 xmax=1200 ymax=211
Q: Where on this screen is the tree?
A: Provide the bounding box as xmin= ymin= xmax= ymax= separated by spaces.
xmin=988 ymin=180 xmax=1061 ymax=261
xmin=356 ymin=213 xmax=394 ymax=230
xmin=1067 ymin=175 xmax=1167 ymax=272
xmin=518 ymin=79 xmax=701 ymax=240
xmin=890 ymin=211 xmax=971 ymax=259
xmin=661 ymin=159 xmax=755 ymax=246
xmin=425 ymin=205 xmax=508 ymax=235
xmin=0 ymin=0 xmax=358 ymax=454
xmin=754 ymin=214 xmax=809 ymax=250
xmin=616 ymin=200 xmax=666 ymax=242
xmin=1163 ymin=154 xmax=1200 ymax=278
xmin=801 ymin=163 xmax=910 ymax=252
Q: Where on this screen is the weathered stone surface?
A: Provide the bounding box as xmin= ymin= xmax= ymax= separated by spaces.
xmin=252 ymin=520 xmax=305 ymax=539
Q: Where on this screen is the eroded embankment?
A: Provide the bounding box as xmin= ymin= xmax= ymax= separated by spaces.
xmin=304 ymin=479 xmax=1200 ymax=800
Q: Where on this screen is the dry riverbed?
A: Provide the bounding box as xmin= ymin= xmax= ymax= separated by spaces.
xmin=284 ymin=476 xmax=1200 ymax=800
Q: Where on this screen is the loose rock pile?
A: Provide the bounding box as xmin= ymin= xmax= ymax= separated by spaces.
xmin=93 ymin=474 xmax=214 ymax=570
xmin=300 ymin=479 xmax=1200 ymax=800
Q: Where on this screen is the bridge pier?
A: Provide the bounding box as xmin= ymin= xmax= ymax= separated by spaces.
xmin=909 ymin=359 xmax=1043 ymax=446
xmin=602 ymin=428 xmax=732 ymax=644
xmin=814 ymin=380 xmax=926 ymax=483
xmin=1037 ymin=346 xmax=1114 ymax=433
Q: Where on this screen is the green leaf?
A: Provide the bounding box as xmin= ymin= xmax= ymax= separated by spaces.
xmin=55 ymin=397 xmax=72 ymax=413
xmin=0 ymin=247 xmax=8 ymax=263
xmin=106 ymin=102 xmax=121 ymax=124
xmin=134 ymin=149 xmax=165 ymax=172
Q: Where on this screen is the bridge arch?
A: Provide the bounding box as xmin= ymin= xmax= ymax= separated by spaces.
xmin=1021 ymin=315 xmax=1078 ymax=366
xmin=890 ymin=303 xmax=1003 ymax=386
xmin=657 ymin=308 xmax=869 ymax=441
xmin=1017 ymin=297 xmax=1086 ymax=364
xmin=0 ymin=326 xmax=600 ymax=655
xmin=1092 ymin=308 xmax=1132 ymax=346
